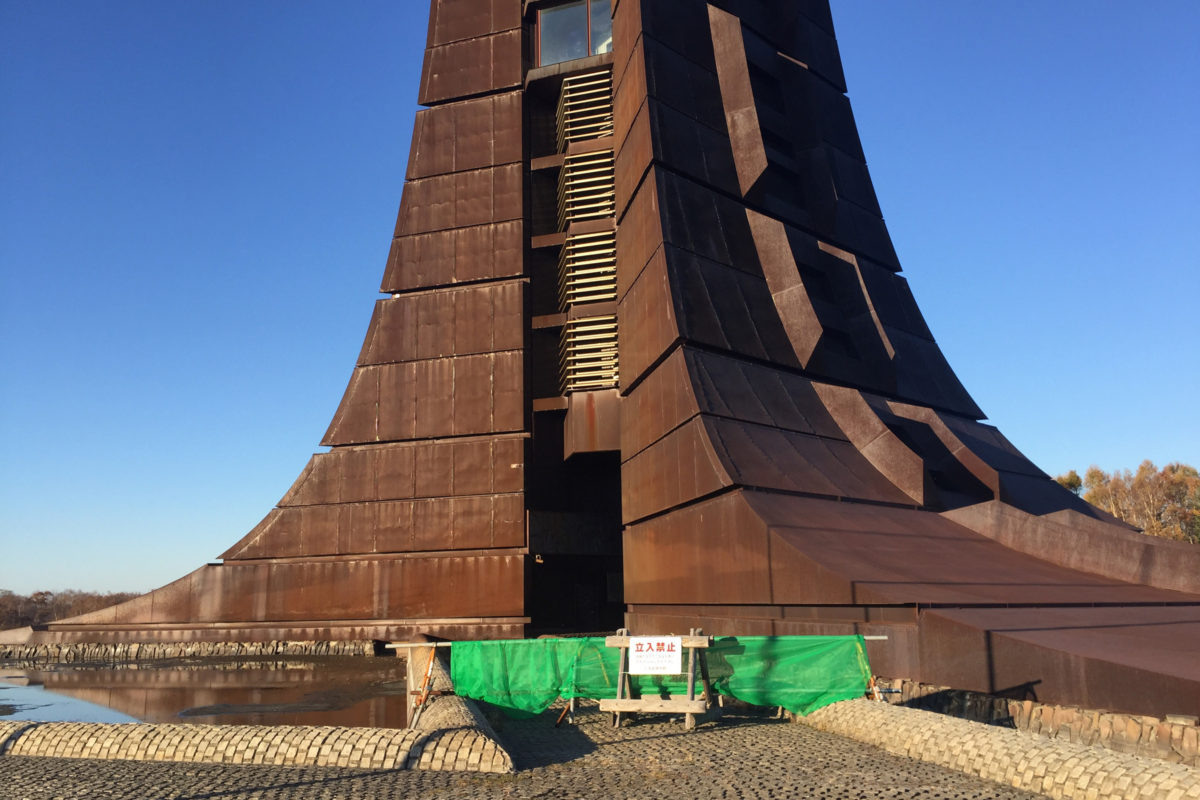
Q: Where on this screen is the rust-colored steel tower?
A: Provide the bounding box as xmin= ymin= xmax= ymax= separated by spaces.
xmin=15 ymin=0 xmax=1200 ymax=717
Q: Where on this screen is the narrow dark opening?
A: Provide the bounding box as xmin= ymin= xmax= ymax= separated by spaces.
xmin=525 ymin=416 xmax=624 ymax=635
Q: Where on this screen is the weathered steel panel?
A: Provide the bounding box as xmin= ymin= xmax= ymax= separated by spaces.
xmin=493 ymin=437 xmax=525 ymax=492
xmin=855 ymin=259 xmax=933 ymax=341
xmin=387 ymin=555 xmax=524 ymax=618
xmin=419 ymin=29 xmax=522 ymax=106
xmin=375 ymin=500 xmax=416 ymax=553
xmin=377 ymin=362 xmax=419 ymax=442
xmin=450 ymin=284 xmax=494 ymax=356
xmin=621 ymin=418 xmax=729 ymax=524
xmin=449 ymin=495 xmax=490 ymax=549
xmin=920 ymin=607 xmax=1200 ymax=718
xmin=614 ymin=166 xmax=665 ymax=297
xmin=277 ymin=456 xmax=330 ymax=507
xmin=427 ymin=0 xmax=514 ymax=49
xmin=492 ymin=350 xmax=524 ymax=431
xmin=685 ymin=349 xmax=843 ymax=438
xmin=453 ymin=96 xmax=499 ymax=173
xmin=276 ymin=438 xmax=526 ymax=511
xmin=396 ymin=163 xmax=523 ymax=237
xmin=619 ymin=347 xmax=696 ymax=459
xmin=407 ymin=102 xmax=457 ymax=180
xmin=670 ymin=247 xmax=794 ymax=362
xmin=493 ymin=492 xmax=525 ymax=547
xmin=414 ymin=438 xmax=454 ymax=498
xmin=643 ymin=99 xmax=739 ymax=197
xmin=325 ymin=351 xmax=524 ymax=447
xmin=613 ymin=94 xmax=654 ymax=212
xmin=709 ymin=5 xmax=767 ymax=197
xmin=376 ymin=444 xmax=419 ymax=500
xmin=752 ymin=494 xmax=1198 ymax=607
xmin=489 ymin=279 xmax=525 ymax=351
xmin=563 ymin=388 xmax=621 ymax=457
xmin=383 ymin=219 xmax=524 ymax=291
xmin=623 ymin=492 xmax=771 ymax=605
xmin=635 ymin=22 xmax=725 ymax=131
xmin=321 ymin=367 xmax=379 ymax=446
xmin=414 ymin=357 xmax=456 ymax=437
xmin=457 ymin=218 xmax=523 ymax=282
xmin=612 ymin=30 xmax=647 ymax=153
xmin=383 ymin=228 xmax=455 ymax=289
xmin=616 ymin=249 xmax=678 ymax=389
xmin=814 ymin=384 xmax=927 ymax=505
xmin=448 ymin=351 xmax=491 ymax=436
xmin=412 ymin=497 xmax=451 ymax=553
xmin=340 ymin=443 xmax=376 ymax=502
xmin=703 ymin=417 xmax=914 ymax=505
xmin=450 ymin=439 xmax=491 ymax=496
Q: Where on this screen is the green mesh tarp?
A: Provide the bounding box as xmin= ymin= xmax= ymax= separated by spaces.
xmin=449 ymin=635 xmax=870 ymax=717
xmin=705 ymin=635 xmax=872 ymax=714
xmin=446 ymin=638 xmax=618 ymax=718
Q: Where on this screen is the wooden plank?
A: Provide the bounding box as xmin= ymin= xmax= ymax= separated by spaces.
xmin=599 ymin=698 xmax=708 ymax=714
xmin=604 ymin=635 xmax=710 ymax=648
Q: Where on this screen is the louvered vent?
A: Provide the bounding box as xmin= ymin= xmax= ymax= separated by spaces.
xmin=556 ymin=70 xmax=614 ymax=151
xmin=560 ymin=315 xmax=619 ymax=393
xmin=557 ymin=150 xmax=615 ymax=230
xmin=549 ymin=66 xmax=618 ymax=394
xmin=558 ymin=229 xmax=617 ymax=310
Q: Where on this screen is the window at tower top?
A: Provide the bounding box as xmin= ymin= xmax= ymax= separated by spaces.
xmin=538 ymin=0 xmax=613 ymax=67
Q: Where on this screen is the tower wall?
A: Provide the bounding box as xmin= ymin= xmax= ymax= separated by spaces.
xmin=16 ymin=0 xmax=1200 ymax=719
xmin=35 ymin=0 xmax=534 ymax=644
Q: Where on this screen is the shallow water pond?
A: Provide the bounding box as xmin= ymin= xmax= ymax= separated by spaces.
xmin=0 ymin=656 xmax=409 ymax=727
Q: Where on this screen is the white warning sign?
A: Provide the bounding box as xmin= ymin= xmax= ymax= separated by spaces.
xmin=627 ymin=636 xmax=684 ymax=675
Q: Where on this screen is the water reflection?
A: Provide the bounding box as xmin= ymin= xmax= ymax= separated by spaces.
xmin=0 ymin=680 xmax=139 ymax=723
xmin=0 ymin=657 xmax=409 ymax=728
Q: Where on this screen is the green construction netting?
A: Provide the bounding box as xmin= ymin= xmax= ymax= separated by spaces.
xmin=449 ymin=635 xmax=870 ymax=718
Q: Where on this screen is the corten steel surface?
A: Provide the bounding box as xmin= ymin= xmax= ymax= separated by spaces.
xmin=18 ymin=0 xmax=541 ymax=648
xmin=609 ymin=0 xmax=1200 ymax=719
xmin=15 ymin=0 xmax=1200 ymax=719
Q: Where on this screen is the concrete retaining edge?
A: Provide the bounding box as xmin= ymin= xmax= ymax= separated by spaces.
xmin=800 ymin=698 xmax=1200 ymax=799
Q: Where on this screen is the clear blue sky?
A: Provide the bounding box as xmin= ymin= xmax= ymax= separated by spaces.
xmin=1 ymin=2 xmax=1197 ymax=595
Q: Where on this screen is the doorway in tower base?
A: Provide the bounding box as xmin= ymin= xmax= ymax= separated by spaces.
xmin=525 ymin=441 xmax=624 ymax=635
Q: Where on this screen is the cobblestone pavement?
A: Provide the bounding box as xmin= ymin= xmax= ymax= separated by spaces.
xmin=0 ymin=703 xmax=1036 ymax=800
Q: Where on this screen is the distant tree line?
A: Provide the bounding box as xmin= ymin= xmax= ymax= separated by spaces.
xmin=1056 ymin=460 xmax=1200 ymax=544
xmin=0 ymin=589 xmax=143 ymax=630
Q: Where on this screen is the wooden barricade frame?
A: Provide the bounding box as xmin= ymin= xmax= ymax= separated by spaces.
xmin=598 ymin=628 xmax=716 ymax=730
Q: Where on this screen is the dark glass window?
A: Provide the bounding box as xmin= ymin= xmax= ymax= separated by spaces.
xmin=540 ymin=2 xmax=588 ymax=66
xmin=539 ymin=0 xmax=612 ymax=66
xmin=589 ymin=1 xmax=612 ymax=56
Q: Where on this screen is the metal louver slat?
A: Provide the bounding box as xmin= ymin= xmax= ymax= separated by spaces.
xmin=559 ymin=315 xmax=618 ymax=393
xmin=556 ymin=150 xmax=615 ymax=229
xmin=558 ymin=229 xmax=617 ymax=310
xmin=556 ymin=70 xmax=615 ymax=150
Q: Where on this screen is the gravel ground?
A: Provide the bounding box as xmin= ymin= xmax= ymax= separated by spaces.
xmin=0 ymin=702 xmax=1037 ymax=799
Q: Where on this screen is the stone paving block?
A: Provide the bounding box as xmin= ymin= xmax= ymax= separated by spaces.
xmin=271 ymin=726 xmax=297 ymax=763
xmin=303 ymin=730 xmax=329 ymax=763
